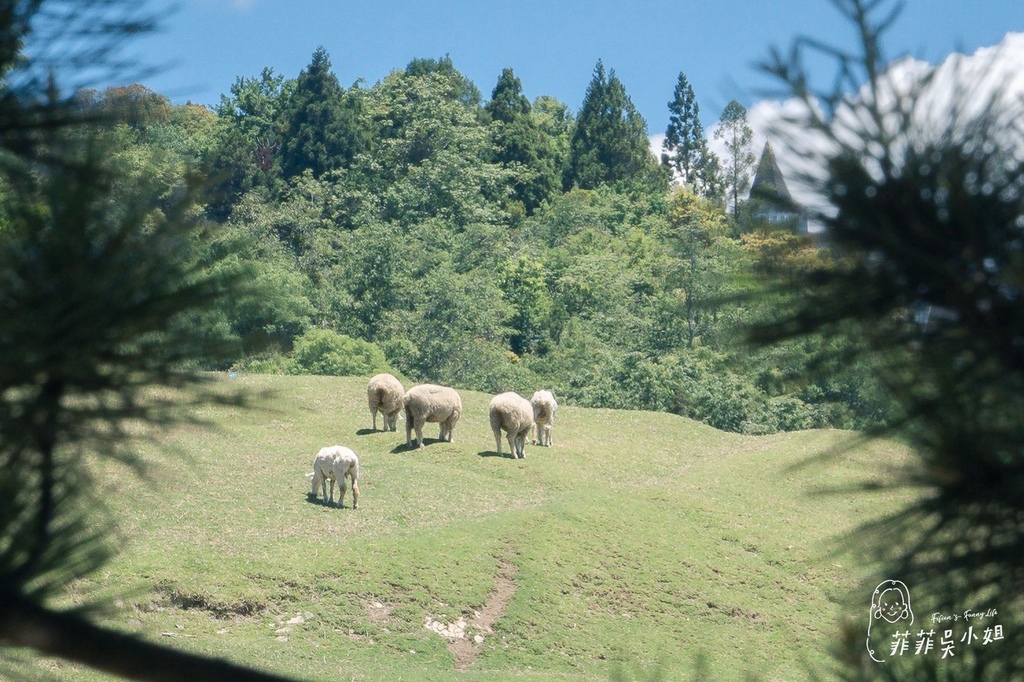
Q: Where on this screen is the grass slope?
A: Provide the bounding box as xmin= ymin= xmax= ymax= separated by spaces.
xmin=28 ymin=374 xmax=913 ymax=681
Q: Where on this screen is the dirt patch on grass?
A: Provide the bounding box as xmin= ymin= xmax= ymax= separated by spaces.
xmin=424 ymin=556 xmax=518 ymax=671
xmin=364 ymin=598 xmax=395 ymax=625
xmin=155 ymin=583 xmax=266 ymax=620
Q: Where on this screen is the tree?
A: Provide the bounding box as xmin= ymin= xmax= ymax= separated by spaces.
xmin=279 ymin=46 xmax=367 ymax=181
xmin=486 ymin=68 xmax=560 ymax=216
xmin=0 ymin=3 xmax=301 ymax=680
xmin=664 ymin=188 xmax=737 ymax=349
xmin=714 ymin=99 xmax=755 ymax=218
xmin=499 ymin=255 xmax=554 ymax=356
xmin=661 ymin=72 xmax=723 ymax=201
xmin=531 ymin=95 xmax=574 ymax=185
xmin=405 ymin=54 xmax=482 ymax=111
xmin=77 ymin=84 xmax=172 ymax=128
xmin=359 ymin=66 xmax=504 ymax=229
xmin=753 ymin=0 xmax=1024 ymax=678
xmin=565 ymin=60 xmax=664 ymax=191
xmin=208 ymin=67 xmax=290 ymax=217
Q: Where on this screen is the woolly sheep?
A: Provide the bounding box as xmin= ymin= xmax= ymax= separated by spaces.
xmin=308 ymin=445 xmax=360 ymax=509
xmin=489 ymin=392 xmax=534 ymax=459
xmin=367 ymin=373 xmax=405 ymax=432
xmin=404 ymin=384 xmax=462 ymax=450
xmin=530 ymin=390 xmax=558 ymax=446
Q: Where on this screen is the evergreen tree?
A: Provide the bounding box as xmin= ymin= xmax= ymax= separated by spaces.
xmin=486 ymin=68 xmax=530 ymax=124
xmin=714 ymin=99 xmax=755 ymax=218
xmin=404 ymin=54 xmax=482 ymax=111
xmin=565 ymin=60 xmax=664 ymax=191
xmin=486 ymin=68 xmax=559 ymax=215
xmin=0 ymin=5 xmax=301 ymax=679
xmin=208 ymin=67 xmax=289 ymax=217
xmin=279 ymin=47 xmax=367 ymax=181
xmin=661 ymin=72 xmax=723 ymax=201
xmin=754 ymin=0 xmax=1024 ymax=677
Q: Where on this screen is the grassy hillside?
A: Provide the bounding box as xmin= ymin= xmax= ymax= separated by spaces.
xmin=23 ymin=374 xmax=914 ymax=681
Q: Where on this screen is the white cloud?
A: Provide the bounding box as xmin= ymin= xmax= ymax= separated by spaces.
xmin=648 ymin=133 xmax=665 ymax=164
xmin=706 ymin=32 xmax=1024 ymax=218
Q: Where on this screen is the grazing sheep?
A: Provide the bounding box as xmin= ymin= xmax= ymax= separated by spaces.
xmin=367 ymin=373 xmax=405 ymax=432
xmin=489 ymin=392 xmax=534 ymax=459
xmin=404 ymin=384 xmax=462 ymax=450
xmin=309 ymin=445 xmax=360 ymax=509
xmin=530 ymin=390 xmax=558 ymax=446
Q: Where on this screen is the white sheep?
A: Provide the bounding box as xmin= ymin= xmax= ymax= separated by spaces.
xmin=530 ymin=390 xmax=558 ymax=446
xmin=367 ymin=373 xmax=405 ymax=432
xmin=308 ymin=445 xmax=360 ymax=509
xmin=404 ymin=384 xmax=462 ymax=450
xmin=489 ymin=392 xmax=534 ymax=459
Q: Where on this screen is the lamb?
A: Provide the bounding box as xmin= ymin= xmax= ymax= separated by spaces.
xmin=308 ymin=445 xmax=360 ymax=509
xmin=404 ymin=384 xmax=462 ymax=450
xmin=367 ymin=373 xmax=405 ymax=432
xmin=489 ymin=392 xmax=534 ymax=459
xmin=530 ymin=390 xmax=558 ymax=446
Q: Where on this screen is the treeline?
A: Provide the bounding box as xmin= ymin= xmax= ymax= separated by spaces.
xmin=78 ymin=49 xmax=894 ymax=434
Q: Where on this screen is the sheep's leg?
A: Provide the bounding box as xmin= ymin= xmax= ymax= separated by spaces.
xmin=327 ymin=476 xmax=336 ymax=506
xmin=350 ymin=472 xmax=360 ymax=510
xmin=507 ymin=432 xmax=517 ymax=459
xmin=338 ymin=479 xmax=347 ymax=508
xmin=415 ymin=418 xmax=425 ymax=449
xmin=372 ymin=407 xmax=378 ymax=431
xmin=405 ymin=409 xmax=415 ymax=448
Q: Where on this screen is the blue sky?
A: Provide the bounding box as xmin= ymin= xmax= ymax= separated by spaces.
xmin=131 ymin=0 xmax=1021 ymax=133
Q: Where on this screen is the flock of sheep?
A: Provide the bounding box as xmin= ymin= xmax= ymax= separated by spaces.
xmin=308 ymin=373 xmax=558 ymax=509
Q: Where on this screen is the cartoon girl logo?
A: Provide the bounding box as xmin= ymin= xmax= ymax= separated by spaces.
xmin=866 ymin=579 xmax=914 ymax=662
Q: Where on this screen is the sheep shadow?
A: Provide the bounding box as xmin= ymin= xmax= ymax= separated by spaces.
xmin=388 ymin=438 xmax=447 ymax=454
xmin=355 ymin=428 xmax=378 ymax=436
xmin=304 ymin=493 xmax=354 ymax=509
xmin=477 ymin=450 xmax=523 ymax=459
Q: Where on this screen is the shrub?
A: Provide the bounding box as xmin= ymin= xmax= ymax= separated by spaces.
xmin=289 ymin=329 xmax=389 ymax=376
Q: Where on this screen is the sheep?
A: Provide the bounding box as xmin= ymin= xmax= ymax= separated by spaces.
xmin=404 ymin=384 xmax=462 ymax=450
xmin=308 ymin=445 xmax=360 ymax=509
xmin=530 ymin=390 xmax=558 ymax=446
xmin=367 ymin=373 xmax=405 ymax=432
xmin=489 ymin=392 xmax=534 ymax=459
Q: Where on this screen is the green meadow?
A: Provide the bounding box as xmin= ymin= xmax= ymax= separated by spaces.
xmin=24 ymin=374 xmax=915 ymax=681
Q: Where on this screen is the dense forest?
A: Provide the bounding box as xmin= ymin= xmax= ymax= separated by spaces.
xmin=77 ymin=49 xmax=892 ymax=434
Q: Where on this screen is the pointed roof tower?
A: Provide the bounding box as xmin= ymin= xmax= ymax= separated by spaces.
xmin=750 ymin=140 xmax=793 ymax=204
xmin=750 ymin=140 xmax=809 ymax=233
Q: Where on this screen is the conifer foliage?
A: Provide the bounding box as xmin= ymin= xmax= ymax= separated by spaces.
xmin=486 ymin=67 xmax=560 ymax=215
xmin=565 ymin=60 xmax=664 ymax=191
xmin=754 ymin=1 xmax=1024 ymax=678
xmin=661 ymin=71 xmax=722 ymax=201
xmin=0 ymin=3 xmax=300 ymax=680
xmin=279 ymin=46 xmax=367 ymax=181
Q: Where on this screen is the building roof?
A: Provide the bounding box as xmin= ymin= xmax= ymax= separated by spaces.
xmin=750 ymin=140 xmax=793 ymax=205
